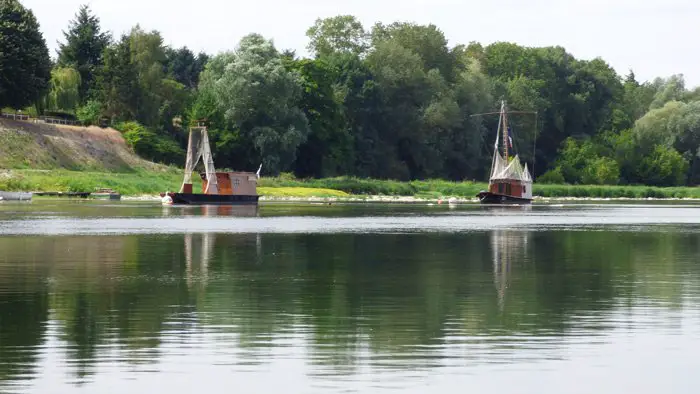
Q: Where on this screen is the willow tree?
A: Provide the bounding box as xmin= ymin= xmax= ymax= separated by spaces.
xmin=198 ymin=33 xmax=309 ymax=174
xmin=47 ymin=67 xmax=81 ymax=112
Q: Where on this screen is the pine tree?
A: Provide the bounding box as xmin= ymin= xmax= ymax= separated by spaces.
xmin=0 ymin=0 xmax=51 ymax=109
xmin=56 ymin=5 xmax=111 ymax=102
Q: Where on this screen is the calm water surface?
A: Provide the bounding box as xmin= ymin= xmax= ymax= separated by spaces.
xmin=0 ymin=200 xmax=699 ymax=393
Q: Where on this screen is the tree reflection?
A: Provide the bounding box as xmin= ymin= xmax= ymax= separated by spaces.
xmin=0 ymin=292 xmax=48 ymax=383
xmin=0 ymin=226 xmax=699 ymax=387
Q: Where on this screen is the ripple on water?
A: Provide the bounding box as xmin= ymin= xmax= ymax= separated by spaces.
xmin=1 ymin=205 xmax=700 ymax=236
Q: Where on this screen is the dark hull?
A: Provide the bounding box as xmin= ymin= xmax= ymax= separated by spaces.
xmin=477 ymin=191 xmax=532 ymax=205
xmin=34 ymin=191 xmax=90 ymax=198
xmin=162 ymin=192 xmax=259 ymax=205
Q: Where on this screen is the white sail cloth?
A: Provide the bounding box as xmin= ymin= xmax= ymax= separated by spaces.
xmin=490 ymin=153 xmax=533 ymax=183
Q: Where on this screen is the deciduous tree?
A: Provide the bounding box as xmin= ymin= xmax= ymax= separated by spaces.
xmin=199 ymin=34 xmax=309 ymax=174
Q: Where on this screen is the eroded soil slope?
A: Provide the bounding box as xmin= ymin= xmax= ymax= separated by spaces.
xmin=0 ymin=119 xmax=167 ymax=172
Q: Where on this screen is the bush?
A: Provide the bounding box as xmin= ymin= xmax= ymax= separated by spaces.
xmin=76 ymin=100 xmax=102 ymax=126
xmin=638 ymin=145 xmax=689 ymax=186
xmin=581 ymin=157 xmax=620 ymax=185
xmin=537 ymin=167 xmax=566 ymax=184
xmin=116 ymin=121 xmax=154 ymax=151
xmin=153 ymin=137 xmax=185 ymax=166
xmin=0 ymin=174 xmax=34 ymax=191
xmin=115 ymin=121 xmax=184 ymax=165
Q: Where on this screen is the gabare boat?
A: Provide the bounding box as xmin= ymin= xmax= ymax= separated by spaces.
xmin=475 ymin=101 xmax=537 ymax=205
xmin=160 ymin=122 xmax=261 ymax=206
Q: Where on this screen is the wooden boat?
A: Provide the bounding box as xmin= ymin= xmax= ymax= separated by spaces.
xmin=92 ymin=188 xmax=121 ymax=200
xmin=160 ymin=123 xmax=260 ymax=206
xmin=474 ymin=101 xmax=536 ymax=205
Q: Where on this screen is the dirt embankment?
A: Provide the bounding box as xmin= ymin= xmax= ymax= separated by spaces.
xmin=0 ymin=118 xmax=168 ymax=172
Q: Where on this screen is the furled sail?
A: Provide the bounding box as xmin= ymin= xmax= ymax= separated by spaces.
xmin=489 ymin=153 xmax=532 ymax=183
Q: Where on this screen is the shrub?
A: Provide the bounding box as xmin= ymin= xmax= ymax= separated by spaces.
xmin=76 ymin=100 xmax=102 ymax=126
xmin=581 ymin=157 xmax=620 ymax=185
xmin=115 ymin=121 xmax=184 ymax=165
xmin=637 ymin=145 xmax=689 ymax=186
xmin=537 ymin=167 xmax=566 ymax=184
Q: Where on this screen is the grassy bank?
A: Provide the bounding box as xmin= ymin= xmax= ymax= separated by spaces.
xmin=1 ymin=169 xmax=183 ymax=196
xmin=533 ymin=184 xmax=700 ymax=199
xmin=0 ymin=169 xmax=351 ymax=198
xmin=259 ymin=175 xmax=700 ymax=199
xmin=1 ymin=169 xmax=699 ymax=199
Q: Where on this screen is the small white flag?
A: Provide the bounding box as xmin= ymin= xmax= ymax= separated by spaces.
xmin=256 ymin=163 xmax=262 ymax=179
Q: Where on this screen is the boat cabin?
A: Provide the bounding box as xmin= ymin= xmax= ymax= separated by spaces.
xmin=180 ymin=171 xmax=258 ymax=196
xmin=488 ymin=180 xmax=531 ymax=199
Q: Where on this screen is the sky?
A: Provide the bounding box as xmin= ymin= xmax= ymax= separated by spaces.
xmin=22 ymin=0 xmax=700 ymax=88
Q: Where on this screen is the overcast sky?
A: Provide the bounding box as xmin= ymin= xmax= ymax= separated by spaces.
xmin=22 ymin=0 xmax=700 ymax=88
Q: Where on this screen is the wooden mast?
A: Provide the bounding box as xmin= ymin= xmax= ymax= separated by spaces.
xmin=502 ymin=101 xmax=509 ymax=159
xmin=470 ymin=101 xmax=538 ymax=176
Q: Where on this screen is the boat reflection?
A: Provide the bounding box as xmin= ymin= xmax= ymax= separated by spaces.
xmin=162 ymin=204 xmax=260 ymax=217
xmin=200 ymin=204 xmax=260 ymax=217
xmin=491 ymin=230 xmax=531 ymax=310
xmin=184 ymin=233 xmax=214 ymax=289
xmin=481 ymin=204 xmax=533 ymax=214
xmin=183 ymin=230 xmax=263 ymax=289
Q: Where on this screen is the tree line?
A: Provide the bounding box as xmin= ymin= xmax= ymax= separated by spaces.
xmin=1 ymin=0 xmax=699 ymax=185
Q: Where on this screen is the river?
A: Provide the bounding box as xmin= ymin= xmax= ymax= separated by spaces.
xmin=0 ymin=200 xmax=699 ymax=393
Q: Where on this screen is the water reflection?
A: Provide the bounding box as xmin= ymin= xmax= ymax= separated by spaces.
xmin=0 ymin=224 xmax=699 ymax=393
xmin=162 ymin=204 xmax=260 ymax=217
xmin=0 ymin=292 xmax=48 ymax=384
xmin=184 ymin=233 xmax=213 ymax=287
xmin=491 ymin=230 xmax=530 ymax=310
xmin=482 ymin=204 xmax=533 ymax=214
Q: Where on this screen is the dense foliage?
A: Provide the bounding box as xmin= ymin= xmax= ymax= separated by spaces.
xmin=2 ymin=2 xmax=700 ymax=186
xmin=56 ymin=4 xmax=110 ymax=103
xmin=0 ymin=0 xmax=51 ymax=110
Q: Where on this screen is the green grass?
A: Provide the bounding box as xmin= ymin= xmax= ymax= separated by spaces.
xmin=260 ymin=175 xmax=700 ymax=199
xmin=0 ymin=169 xmax=184 ymax=196
xmin=1 ymin=169 xmax=699 ymax=199
xmin=0 ymin=170 xmax=350 ymax=198
xmin=258 ymin=187 xmax=349 ymax=198
xmin=533 ymin=184 xmax=700 ymax=199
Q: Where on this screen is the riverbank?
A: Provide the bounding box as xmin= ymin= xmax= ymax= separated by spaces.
xmin=0 ymin=169 xmax=353 ymax=199
xmin=2 ymin=169 xmax=699 ymax=200
xmin=261 ymin=175 xmax=700 ymax=199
